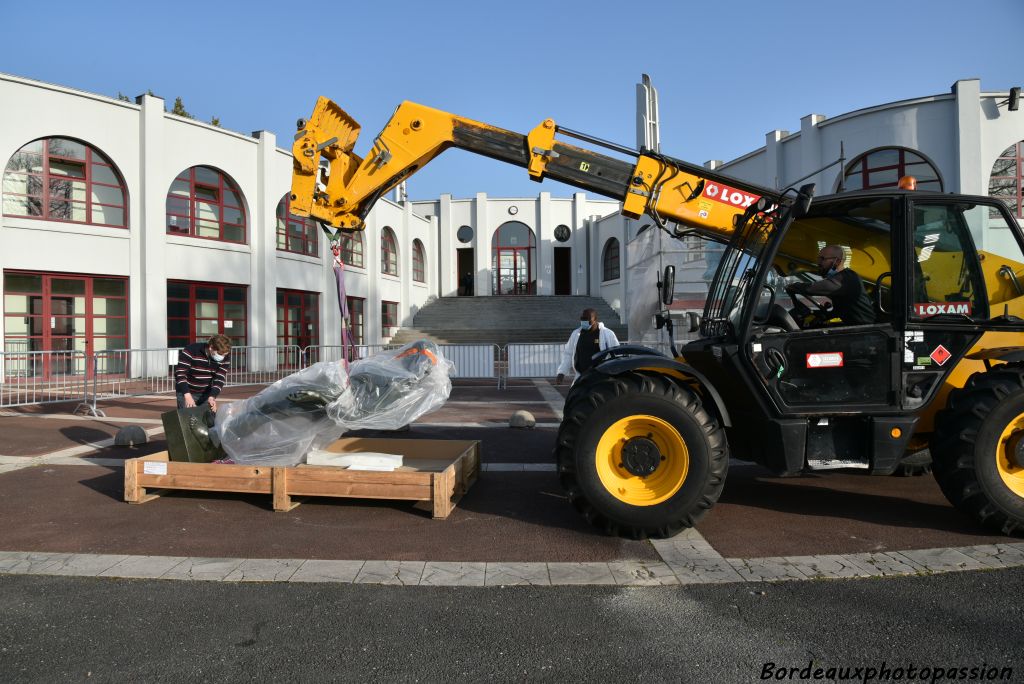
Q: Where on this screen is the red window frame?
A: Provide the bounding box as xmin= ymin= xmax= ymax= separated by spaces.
xmin=276 ymin=289 xmax=319 ymax=349
xmin=2 ymin=270 xmax=128 ymax=379
xmin=412 ymin=239 xmax=426 ymax=282
xmin=843 ymin=147 xmax=943 ymax=192
xmin=381 ymin=300 xmax=399 ymax=336
xmin=381 ymin=227 xmax=398 ymax=276
xmin=346 ymin=296 xmax=365 ymax=344
xmin=602 ymin=238 xmax=620 ymax=281
xmin=167 ymin=281 xmax=247 ymax=349
xmin=2 ymin=138 xmax=128 ymax=228
xmin=276 ymin=194 xmax=319 ymax=256
xmin=491 ymin=221 xmax=537 ymax=295
xmin=340 ymin=230 xmax=364 ymax=267
xmin=166 ymin=166 xmax=247 ymax=243
xmin=990 ymin=141 xmax=1023 ymax=218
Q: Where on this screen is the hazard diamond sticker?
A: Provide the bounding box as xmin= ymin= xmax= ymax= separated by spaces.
xmin=806 ymin=352 xmax=844 ymax=368
xmin=929 ymin=345 xmax=952 ymax=366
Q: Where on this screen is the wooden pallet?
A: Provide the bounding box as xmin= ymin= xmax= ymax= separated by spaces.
xmin=124 ymin=437 xmax=480 ymax=519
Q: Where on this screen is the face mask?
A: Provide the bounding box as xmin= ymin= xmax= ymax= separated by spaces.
xmin=826 ymin=267 xmax=838 ymax=277
xmin=211 ymin=352 xmax=225 ymax=363
xmin=579 ymin=320 xmax=590 ymax=330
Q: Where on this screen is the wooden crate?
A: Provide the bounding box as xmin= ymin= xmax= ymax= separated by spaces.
xmin=124 ymin=437 xmax=480 ymax=519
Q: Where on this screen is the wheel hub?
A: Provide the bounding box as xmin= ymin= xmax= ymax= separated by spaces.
xmin=621 ymin=436 xmax=662 ymax=477
xmin=1012 ymin=432 xmax=1024 ymax=469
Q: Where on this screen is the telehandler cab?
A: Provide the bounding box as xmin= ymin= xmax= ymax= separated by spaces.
xmin=290 ymin=97 xmax=1024 ymax=538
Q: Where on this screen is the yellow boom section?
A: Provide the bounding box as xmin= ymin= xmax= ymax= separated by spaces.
xmin=290 ymin=98 xmax=783 ymax=238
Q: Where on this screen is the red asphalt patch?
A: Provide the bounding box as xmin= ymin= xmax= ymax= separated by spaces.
xmin=697 ymin=465 xmax=1013 ymax=557
xmin=0 ymin=466 xmax=658 ymax=564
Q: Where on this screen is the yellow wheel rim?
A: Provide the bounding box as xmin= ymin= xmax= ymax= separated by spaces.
xmin=997 ymin=413 xmax=1024 ymax=498
xmin=595 ymin=415 xmax=689 ymax=506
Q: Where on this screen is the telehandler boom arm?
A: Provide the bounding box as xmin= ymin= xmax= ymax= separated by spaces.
xmin=290 ymin=97 xmax=785 ymax=239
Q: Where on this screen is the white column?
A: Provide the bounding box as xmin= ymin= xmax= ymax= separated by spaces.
xmin=400 ymin=200 xmax=413 ymax=325
xmin=136 ymin=93 xmax=167 ymax=351
xmin=764 ymin=129 xmax=789 ymax=190
xmin=572 ymin=193 xmax=588 ymax=295
xmin=474 ymin=192 xmax=489 ymax=297
xmin=537 ymin=192 xmax=551 ymax=294
xmin=438 ymin=194 xmax=454 ymax=297
xmin=799 ymin=114 xmax=828 ymax=191
xmin=954 ymin=79 xmax=983 ymax=194
xmin=252 ymin=130 xmax=278 ymax=355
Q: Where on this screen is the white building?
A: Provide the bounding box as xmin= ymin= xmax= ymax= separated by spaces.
xmin=1 ymin=73 xmax=1021 ymax=365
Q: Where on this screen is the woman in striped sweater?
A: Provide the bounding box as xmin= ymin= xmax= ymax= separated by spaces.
xmin=175 ymin=334 xmax=232 ymax=411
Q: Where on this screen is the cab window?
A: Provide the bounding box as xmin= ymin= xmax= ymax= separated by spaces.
xmin=909 ymin=201 xmax=1024 ymax=321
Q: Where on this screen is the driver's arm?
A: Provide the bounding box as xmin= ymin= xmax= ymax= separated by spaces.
xmin=788 ymin=275 xmax=841 ymax=297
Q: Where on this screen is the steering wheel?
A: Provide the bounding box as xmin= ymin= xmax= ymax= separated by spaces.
xmin=786 ymin=288 xmax=833 ymax=327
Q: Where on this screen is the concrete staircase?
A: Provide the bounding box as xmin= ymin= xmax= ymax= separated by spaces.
xmin=390 ymin=296 xmax=627 ymax=346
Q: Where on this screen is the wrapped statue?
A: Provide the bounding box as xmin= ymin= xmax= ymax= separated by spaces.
xmin=212 ymin=340 xmax=452 ymax=466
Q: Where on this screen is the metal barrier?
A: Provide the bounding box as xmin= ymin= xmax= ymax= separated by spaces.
xmin=301 ymin=344 xmax=401 ymax=365
xmin=2 ymin=339 xmax=688 ymax=411
xmin=302 ymin=343 xmax=500 ymax=384
xmin=78 ymin=346 xmax=301 ymax=416
xmin=505 ymin=340 xmax=679 ymax=382
xmin=1 ymin=350 xmax=91 ymax=410
xmin=439 ymin=344 xmax=499 ymax=385
xmin=506 ymin=343 xmax=564 ymax=380
xmin=226 ymin=345 xmax=302 ymax=386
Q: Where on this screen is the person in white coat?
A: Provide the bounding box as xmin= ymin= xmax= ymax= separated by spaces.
xmin=555 ymin=308 xmax=620 ymax=385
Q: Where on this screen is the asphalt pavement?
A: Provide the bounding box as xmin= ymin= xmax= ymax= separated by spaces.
xmin=0 ymin=568 xmax=1020 ymax=683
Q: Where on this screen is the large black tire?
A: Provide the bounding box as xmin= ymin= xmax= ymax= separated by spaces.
xmin=555 ymin=371 xmax=728 ymax=539
xmin=931 ymin=363 xmax=1024 ymax=535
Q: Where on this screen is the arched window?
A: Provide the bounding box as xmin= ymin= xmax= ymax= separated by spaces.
xmin=339 ymin=230 xmax=364 ymax=267
xmin=602 ymin=238 xmax=621 ymax=281
xmin=275 ymin=193 xmax=318 ymax=256
xmin=491 ymin=221 xmax=536 ymax=295
xmin=166 ymin=166 xmax=246 ymax=243
xmin=412 ymin=239 xmax=426 ymax=283
xmin=381 ymin=226 xmax=398 ymax=276
xmin=841 ymin=147 xmax=942 ymax=192
xmin=3 ymin=137 xmax=127 ymax=227
xmin=990 ymin=141 xmax=1023 ymax=218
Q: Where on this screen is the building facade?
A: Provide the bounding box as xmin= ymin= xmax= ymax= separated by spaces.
xmin=2 ymin=74 xmax=1022 ymax=362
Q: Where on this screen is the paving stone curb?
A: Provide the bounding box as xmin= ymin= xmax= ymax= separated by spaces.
xmin=3 ymin=541 xmax=1021 ymax=587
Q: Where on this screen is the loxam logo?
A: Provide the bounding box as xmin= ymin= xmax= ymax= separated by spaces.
xmin=702 ymin=181 xmax=759 ymax=209
xmin=914 ymin=302 xmax=972 ymax=316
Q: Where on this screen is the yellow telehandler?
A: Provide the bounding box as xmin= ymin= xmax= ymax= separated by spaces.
xmin=290 ymin=97 xmax=1024 ymax=538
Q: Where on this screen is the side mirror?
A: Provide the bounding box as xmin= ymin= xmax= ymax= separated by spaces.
xmin=793 ymin=183 xmax=815 ymax=218
xmin=662 ymin=265 xmax=675 ymax=305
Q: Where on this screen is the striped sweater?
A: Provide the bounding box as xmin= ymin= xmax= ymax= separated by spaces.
xmin=174 ymin=343 xmax=229 ymax=397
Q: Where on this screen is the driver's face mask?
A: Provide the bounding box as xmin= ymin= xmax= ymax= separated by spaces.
xmin=817 ymin=255 xmax=838 ymax=277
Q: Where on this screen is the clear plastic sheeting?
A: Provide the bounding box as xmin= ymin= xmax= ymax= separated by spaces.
xmin=214 ymin=340 xmax=453 ymax=465
xmin=626 ymin=227 xmax=662 ymax=344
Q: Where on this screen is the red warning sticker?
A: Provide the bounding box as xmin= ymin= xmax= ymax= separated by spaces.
xmin=929 ymin=345 xmax=952 ymax=366
xmin=701 ymin=181 xmax=760 ymax=209
xmin=806 ymin=352 xmax=844 ymax=368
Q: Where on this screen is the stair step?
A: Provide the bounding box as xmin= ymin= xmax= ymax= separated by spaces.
xmin=396 ymin=295 xmax=625 ymax=346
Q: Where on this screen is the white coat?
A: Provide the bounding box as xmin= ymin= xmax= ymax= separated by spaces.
xmin=556 ymin=322 xmax=620 ymax=381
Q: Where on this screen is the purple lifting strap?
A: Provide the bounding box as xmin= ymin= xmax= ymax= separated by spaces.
xmin=331 ymin=242 xmax=354 ymax=370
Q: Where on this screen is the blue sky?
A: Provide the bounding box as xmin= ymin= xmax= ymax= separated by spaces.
xmin=1 ymin=0 xmax=1020 ymax=201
